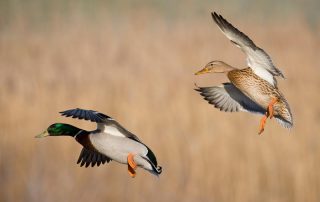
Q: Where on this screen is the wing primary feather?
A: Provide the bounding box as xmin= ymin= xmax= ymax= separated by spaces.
xmin=77 ymin=148 xmax=112 ymax=168
xmin=211 ymin=12 xmax=284 ymax=79
xmin=75 ymin=109 xmax=82 ymax=119
xmin=87 ymin=111 xmax=95 ymax=123
xmin=91 ymin=153 xmax=97 ymax=167
xmin=80 ymin=148 xmax=90 ymax=167
xmin=84 ymin=110 xmax=90 ymax=121
xmin=77 ymin=149 xmax=85 ymax=164
xmin=79 ymin=109 xmax=86 ymax=120
xmin=85 ymin=152 xmax=92 ymax=168
xmin=96 ymin=154 xmax=102 ymax=166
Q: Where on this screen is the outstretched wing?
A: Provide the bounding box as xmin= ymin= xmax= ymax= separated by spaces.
xmin=211 ymin=12 xmax=284 ymax=86
xmin=77 ymin=148 xmax=111 ymax=167
xmin=60 ymin=108 xmax=112 ymax=123
xmin=195 ymin=83 xmax=266 ymax=114
xmin=60 ymin=108 xmax=141 ymax=142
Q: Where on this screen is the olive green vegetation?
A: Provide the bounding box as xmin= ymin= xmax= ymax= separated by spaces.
xmin=1 ymin=1 xmax=320 ymax=202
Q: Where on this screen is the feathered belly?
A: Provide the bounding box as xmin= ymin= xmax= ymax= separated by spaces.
xmin=228 ymin=69 xmax=293 ymax=127
xmin=230 ymin=79 xmax=274 ymax=110
xmin=89 ymin=134 xmax=148 ymax=164
xmin=239 ymin=86 xmax=271 ymax=109
xmin=235 ymin=81 xmax=292 ymax=124
xmin=228 ymin=68 xmax=278 ymax=110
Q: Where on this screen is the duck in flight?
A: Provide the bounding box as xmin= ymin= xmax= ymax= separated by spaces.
xmin=195 ymin=12 xmax=293 ymax=134
xmin=36 ymin=108 xmax=162 ymax=177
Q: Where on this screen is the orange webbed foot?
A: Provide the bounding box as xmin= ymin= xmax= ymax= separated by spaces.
xmin=128 ymin=164 xmax=136 ymax=178
xmin=258 ymin=113 xmax=268 ymax=135
xmin=127 ymin=153 xmax=137 ymax=178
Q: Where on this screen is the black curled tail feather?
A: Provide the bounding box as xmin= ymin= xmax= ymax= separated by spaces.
xmin=150 ymin=160 xmax=162 ymax=175
xmin=143 ymin=156 xmax=162 ymax=176
xmin=155 ymin=166 xmax=162 ymax=175
xmin=143 ymin=146 xmax=162 ymax=176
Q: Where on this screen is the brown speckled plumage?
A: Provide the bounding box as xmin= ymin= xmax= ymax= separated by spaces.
xmin=228 ymin=68 xmax=292 ymax=126
xmin=196 ymin=64 xmax=293 ymax=128
xmin=195 ymin=12 xmax=293 ymax=131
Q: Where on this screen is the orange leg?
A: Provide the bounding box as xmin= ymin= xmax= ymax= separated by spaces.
xmin=258 ymin=113 xmax=268 ymax=135
xmin=128 ymin=164 xmax=136 ymax=178
xmin=268 ymin=98 xmax=278 ymax=119
xmin=127 ymin=153 xmax=137 ymax=178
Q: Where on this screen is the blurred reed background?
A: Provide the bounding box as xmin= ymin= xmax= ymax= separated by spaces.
xmin=1 ymin=0 xmax=320 ymax=201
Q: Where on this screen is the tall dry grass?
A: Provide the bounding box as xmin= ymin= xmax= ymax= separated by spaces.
xmin=1 ymin=3 xmax=320 ymax=202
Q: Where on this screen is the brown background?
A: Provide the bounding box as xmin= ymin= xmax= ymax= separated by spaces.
xmin=1 ymin=0 xmax=320 ymax=201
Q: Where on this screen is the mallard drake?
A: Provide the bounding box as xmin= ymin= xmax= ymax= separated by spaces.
xmin=36 ymin=108 xmax=162 ymax=177
xmin=195 ymin=12 xmax=293 ymax=134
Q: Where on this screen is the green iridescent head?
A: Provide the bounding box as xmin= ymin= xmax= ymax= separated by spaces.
xmin=36 ymin=123 xmax=81 ymax=138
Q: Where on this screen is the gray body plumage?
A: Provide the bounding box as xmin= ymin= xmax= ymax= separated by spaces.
xmin=60 ymin=108 xmax=162 ymax=176
xmin=89 ymin=133 xmax=153 ymax=170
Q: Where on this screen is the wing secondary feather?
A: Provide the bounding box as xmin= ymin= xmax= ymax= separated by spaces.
xmin=60 ymin=108 xmax=112 ymax=123
xmin=195 ymin=83 xmax=266 ymax=114
xmin=211 ymin=12 xmax=284 ymax=86
xmin=77 ymin=148 xmax=111 ymax=167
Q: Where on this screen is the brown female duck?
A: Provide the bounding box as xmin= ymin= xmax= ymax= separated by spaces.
xmin=195 ymin=12 xmax=293 ymax=134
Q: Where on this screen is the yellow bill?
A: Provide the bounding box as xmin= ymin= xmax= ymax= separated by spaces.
xmin=195 ymin=67 xmax=209 ymax=75
xmin=35 ymin=130 xmax=49 ymax=138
